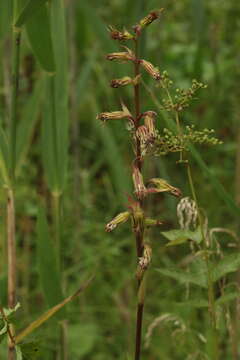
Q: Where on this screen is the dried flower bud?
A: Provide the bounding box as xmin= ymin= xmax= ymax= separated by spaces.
xmin=136 ymin=125 xmax=154 ymax=156
xmin=110 ymin=76 xmax=133 ymax=88
xmin=147 ymin=178 xmax=182 ymax=197
xmin=132 ymin=165 xmax=147 ymax=200
xmin=143 ymin=111 xmax=157 ymax=139
xmin=128 ymin=197 xmax=145 ymax=234
xmin=140 ymin=59 xmax=161 ymax=80
xmin=97 ymin=103 xmax=131 ymax=123
xmin=106 ymin=47 xmax=135 ymax=62
xmin=97 ymin=111 xmax=128 ymax=122
xmin=105 ymin=211 xmax=130 ymax=232
xmin=136 ymin=125 xmax=149 ymax=142
xmin=145 ymin=218 xmax=163 ymax=227
xmin=139 ymin=9 xmax=164 ymax=28
xmin=136 ymin=244 xmax=152 ymax=280
xmin=108 ymin=26 xmax=133 ymax=41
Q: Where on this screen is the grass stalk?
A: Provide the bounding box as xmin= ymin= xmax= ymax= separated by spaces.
xmin=7 ymin=2 xmax=21 ymax=358
xmin=7 ymin=188 xmax=16 ymax=360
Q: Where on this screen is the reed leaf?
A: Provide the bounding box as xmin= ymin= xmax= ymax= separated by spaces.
xmin=25 ymin=2 xmax=55 ymax=73
xmin=15 ymin=0 xmax=48 ymax=27
xmin=15 ymin=276 xmax=93 ymax=344
xmin=36 ymin=206 xmax=64 ymax=317
xmin=16 ymin=78 xmax=44 ymax=174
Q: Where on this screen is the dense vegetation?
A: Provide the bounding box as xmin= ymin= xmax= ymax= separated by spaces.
xmin=0 ymin=0 xmax=240 ymax=359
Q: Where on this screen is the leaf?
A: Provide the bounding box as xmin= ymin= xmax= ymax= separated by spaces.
xmin=36 ymin=206 xmax=64 ymax=318
xmin=15 ymin=0 xmax=48 ymax=27
xmin=174 ymin=299 xmax=208 ymax=308
xmin=68 ymin=323 xmax=98 ymax=357
xmin=0 ymin=0 xmax=12 ymax=41
xmin=15 ymin=277 xmax=93 ymax=344
xmin=216 ymin=291 xmax=239 ymax=306
xmin=0 ymin=126 xmax=10 ymax=186
xmin=25 ymin=3 xmax=55 ymax=72
xmin=0 ymin=303 xmax=21 ymax=318
xmin=19 ymin=341 xmax=40 ymax=360
xmin=0 ymin=321 xmax=7 ymax=336
xmin=212 ymin=253 xmax=240 ymax=282
xmin=16 ymin=78 xmax=44 ymax=174
xmin=15 ymin=345 xmax=23 ymax=360
xmin=47 ymin=0 xmax=69 ymax=191
xmin=156 ymin=262 xmax=208 ymax=288
xmin=162 ymin=227 xmax=202 ymax=246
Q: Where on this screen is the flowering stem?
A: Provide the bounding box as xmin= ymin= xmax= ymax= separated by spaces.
xmin=133 ymin=36 xmax=145 ymax=360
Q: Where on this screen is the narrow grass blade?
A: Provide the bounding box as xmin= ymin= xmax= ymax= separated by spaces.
xmin=0 ymin=1 xmax=12 ymax=41
xmin=16 ymin=78 xmax=44 ymax=174
xmin=25 ymin=3 xmax=55 ymax=72
xmin=50 ymin=0 xmax=69 ymax=191
xmin=78 ymin=2 xmax=115 ymax=52
xmin=15 ymin=0 xmax=48 ymax=27
xmin=0 ymin=126 xmax=10 ymax=186
xmin=36 ymin=206 xmax=64 ymax=316
xmin=15 ymin=276 xmax=94 ymax=344
xmin=41 ymin=76 xmax=58 ymax=191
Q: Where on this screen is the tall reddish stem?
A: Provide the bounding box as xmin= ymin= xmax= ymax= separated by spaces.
xmin=133 ymin=36 xmax=145 ymax=360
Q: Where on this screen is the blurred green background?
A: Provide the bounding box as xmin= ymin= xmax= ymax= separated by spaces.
xmin=1 ymin=0 xmax=240 ymax=358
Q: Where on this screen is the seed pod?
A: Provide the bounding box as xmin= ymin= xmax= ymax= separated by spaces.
xmin=143 ymin=111 xmax=157 ymax=139
xmin=97 ymin=111 xmax=129 ymax=122
xmin=97 ymin=103 xmax=132 ymax=123
xmin=140 ymin=59 xmax=161 ymax=80
xmin=105 ymin=211 xmax=130 ymax=232
xmin=145 ymin=218 xmax=163 ymax=227
xmin=147 ymin=178 xmax=182 ymax=197
xmin=128 ymin=197 xmax=145 ymax=234
xmin=132 ymin=165 xmax=147 ymax=200
xmin=136 ymin=244 xmax=152 ymax=280
xmin=139 ymin=9 xmax=164 ymax=28
xmin=110 ymin=76 xmax=133 ymax=88
xmin=106 ymin=48 xmax=135 ymax=62
xmin=108 ymin=26 xmax=133 ymax=41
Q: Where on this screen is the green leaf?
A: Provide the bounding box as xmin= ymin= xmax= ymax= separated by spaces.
xmin=216 ymin=291 xmax=239 ymax=306
xmin=15 ymin=345 xmax=23 ymax=360
xmin=212 ymin=253 xmax=240 ymax=282
xmin=47 ymin=0 xmax=69 ymax=191
xmin=174 ymin=299 xmax=208 ymax=308
xmin=18 ymin=341 xmax=40 ymax=360
xmin=156 ymin=260 xmax=208 ymax=288
xmin=0 ymin=321 xmax=7 ymax=336
xmin=36 ymin=206 xmax=64 ymax=318
xmin=68 ymin=323 xmax=98 ymax=357
xmin=0 ymin=126 xmax=10 ymax=186
xmin=0 ymin=303 xmax=21 ymax=318
xmin=15 ymin=0 xmax=48 ymax=27
xmin=162 ymin=227 xmax=202 ymax=246
xmin=15 ymin=277 xmax=93 ymax=344
xmin=16 ymin=78 xmax=44 ymax=174
xmin=25 ymin=3 xmax=55 ymax=72
xmin=0 ymin=0 xmax=12 ymax=41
